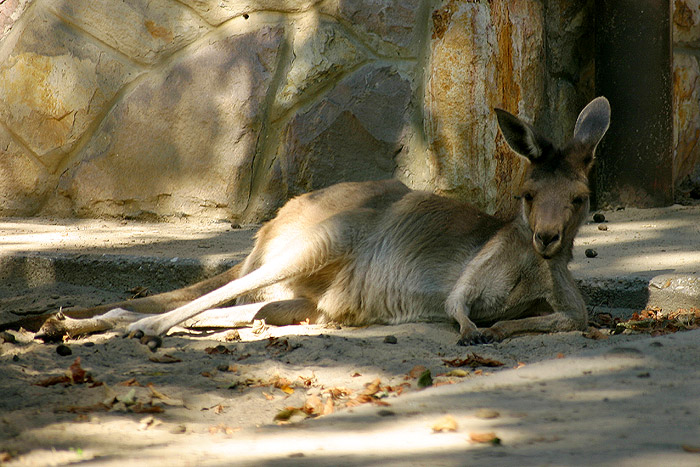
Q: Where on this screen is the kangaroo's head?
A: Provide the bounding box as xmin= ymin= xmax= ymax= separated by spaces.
xmin=495 ymin=97 xmax=611 ymax=259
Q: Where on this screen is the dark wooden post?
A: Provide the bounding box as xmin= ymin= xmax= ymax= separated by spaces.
xmin=594 ymin=0 xmax=673 ymax=208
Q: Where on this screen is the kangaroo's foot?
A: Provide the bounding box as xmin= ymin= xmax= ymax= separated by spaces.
xmin=457 ymin=327 xmax=504 ymax=346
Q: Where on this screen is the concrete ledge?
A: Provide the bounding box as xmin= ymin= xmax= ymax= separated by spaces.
xmin=1 ymin=204 xmax=699 ymax=329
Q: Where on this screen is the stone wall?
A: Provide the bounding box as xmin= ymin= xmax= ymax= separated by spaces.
xmin=673 ymin=0 xmax=700 ymax=196
xmin=0 ymin=0 xmax=692 ymax=222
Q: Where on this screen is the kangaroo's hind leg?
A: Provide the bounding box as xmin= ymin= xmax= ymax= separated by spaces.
xmin=126 ymin=210 xmax=367 ymax=340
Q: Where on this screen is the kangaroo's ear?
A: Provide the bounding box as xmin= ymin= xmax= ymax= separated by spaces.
xmin=495 ymin=109 xmax=551 ymax=162
xmin=572 ymin=96 xmax=611 ymax=166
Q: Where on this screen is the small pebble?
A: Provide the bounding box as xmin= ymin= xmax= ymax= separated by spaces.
xmin=56 ymin=344 xmax=72 ymax=356
xmin=585 ymin=249 xmax=598 ymax=258
xmin=597 ymin=224 xmax=608 ymax=231
xmin=593 ymin=213 xmax=606 ymax=223
xmin=383 ymin=335 xmax=398 ymax=344
xmin=83 ymin=342 xmax=95 ymax=347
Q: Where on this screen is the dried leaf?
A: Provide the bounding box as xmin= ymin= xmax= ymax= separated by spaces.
xmin=556 ymin=353 xmax=565 ymax=359
xmin=583 ymin=327 xmax=609 ymax=340
xmin=322 ymin=397 xmax=334 ymax=416
xmin=129 ymin=403 xmax=164 ymax=414
xmin=361 ymin=378 xmax=382 ymax=396
xmin=469 ymin=431 xmax=501 ymax=444
xmin=147 ymin=383 xmax=184 ymax=406
xmin=443 ymin=353 xmax=504 ymax=368
xmin=201 ymin=372 xmax=213 ymax=378
xmin=213 ymin=404 xmax=226 ymax=414
xmin=417 ymin=370 xmax=433 ymax=388
xmin=682 ymin=444 xmax=700 ymax=453
xmin=274 ymin=407 xmax=306 ymax=422
xmin=431 ymin=414 xmax=458 ymax=432
xmin=262 ymin=392 xmax=274 ymax=401
xmin=205 ymin=345 xmax=233 ymax=355
xmin=351 ymin=372 xmax=362 ymax=377
xmin=303 ymin=395 xmax=324 ymax=415
xmin=68 ymin=357 xmax=88 ymax=383
xmin=119 ymin=378 xmax=142 ymax=387
xmin=445 ymin=369 xmax=469 ymax=377
xmin=407 ymin=365 xmax=428 ymax=379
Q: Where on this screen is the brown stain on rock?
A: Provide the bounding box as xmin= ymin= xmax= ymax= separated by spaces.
xmin=492 ymin=1 xmax=524 ymax=217
xmin=145 ymin=20 xmax=173 ymax=43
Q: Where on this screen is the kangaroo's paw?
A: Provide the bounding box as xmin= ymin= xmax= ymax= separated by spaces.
xmin=457 ymin=327 xmax=503 ymax=346
xmin=125 ymin=315 xmax=170 ymax=349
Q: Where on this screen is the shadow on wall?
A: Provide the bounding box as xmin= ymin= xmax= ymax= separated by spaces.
xmin=0 ymin=0 xmax=430 ymax=223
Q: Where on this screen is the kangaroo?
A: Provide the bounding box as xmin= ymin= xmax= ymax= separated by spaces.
xmin=37 ymin=97 xmax=610 ymax=347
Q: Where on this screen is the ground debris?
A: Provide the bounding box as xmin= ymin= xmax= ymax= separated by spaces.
xmin=431 ymin=414 xmax=458 ymax=432
xmin=443 ymin=353 xmax=504 ymax=368
xmin=613 ymin=308 xmax=700 ymax=336
xmin=34 ymin=357 xmax=97 ymax=387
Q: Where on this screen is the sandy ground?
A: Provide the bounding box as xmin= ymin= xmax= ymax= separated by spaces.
xmin=1 ymin=206 xmax=699 ymax=466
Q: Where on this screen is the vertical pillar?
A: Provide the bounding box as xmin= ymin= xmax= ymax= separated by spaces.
xmin=594 ymin=0 xmax=673 ymax=207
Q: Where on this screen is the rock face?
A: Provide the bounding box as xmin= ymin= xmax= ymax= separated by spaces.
xmin=673 ymin=0 xmax=700 ymax=189
xmin=0 ymin=0 xmax=696 ymax=220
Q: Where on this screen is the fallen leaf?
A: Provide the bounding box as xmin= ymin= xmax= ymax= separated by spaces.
xmin=431 ymin=414 xmax=458 ymax=432
xmin=119 ymin=378 xmax=142 ymax=387
xmin=361 ymin=378 xmax=382 ymax=396
xmin=557 ymin=353 xmax=565 ymax=359
xmin=443 ymin=353 xmax=504 ymax=368
xmin=406 ymin=365 xmax=428 ymax=379
xmin=583 ymin=327 xmax=609 ymax=340
xmin=445 ymin=369 xmax=469 ymax=377
xmin=351 ymin=372 xmax=362 ymax=377
xmin=205 ymin=345 xmax=233 ymax=355
xmin=147 ymin=383 xmax=184 ymax=406
xmin=262 ymin=392 xmax=274 ymax=401
xmin=417 ymin=370 xmax=433 ymax=388
xmin=274 ymin=407 xmax=306 ymax=422
xmin=322 ymin=397 xmax=334 ymax=415
xmin=303 ymin=395 xmax=324 ymax=415
xmin=682 ymin=444 xmax=700 ymax=453
xmin=201 ymin=372 xmax=213 ymax=378
xmin=129 ymin=403 xmax=164 ymax=414
xmin=214 ymin=404 xmax=226 ymax=414
xmin=34 ymin=375 xmax=70 ymax=387
xmin=469 ymin=431 xmax=501 ymax=444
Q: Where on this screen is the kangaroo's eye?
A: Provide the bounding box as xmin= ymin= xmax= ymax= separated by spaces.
xmin=572 ymin=196 xmax=585 ymax=206
xmin=523 ymin=192 xmax=534 ymax=202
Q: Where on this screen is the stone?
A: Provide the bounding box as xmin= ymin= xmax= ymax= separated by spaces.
xmin=45 ymin=0 xmax=211 ymax=65
xmin=673 ymin=0 xmax=700 ymax=45
xmin=320 ymin=0 xmax=425 ymax=57
xmin=60 ymin=23 xmax=285 ymax=220
xmin=273 ymin=16 xmax=365 ymax=119
xmin=673 ymin=53 xmax=700 ymax=184
xmin=0 ymin=0 xmax=32 ymax=41
xmin=0 ymin=124 xmax=50 ymax=216
xmin=0 ymin=8 xmax=141 ymax=169
xmin=177 ymin=0 xmax=323 ymax=26
xmin=426 ymin=0 xmax=545 ymax=217
xmin=244 ymin=64 xmax=414 ymax=221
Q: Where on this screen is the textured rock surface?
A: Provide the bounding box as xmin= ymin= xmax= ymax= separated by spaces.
xmin=0 ymin=0 xmax=696 ymax=220
xmin=0 ymin=124 xmax=50 ymax=215
xmin=0 ymin=7 xmax=140 ymax=169
xmin=61 ymin=23 xmax=284 ymax=220
xmin=426 ymin=0 xmax=544 ymax=216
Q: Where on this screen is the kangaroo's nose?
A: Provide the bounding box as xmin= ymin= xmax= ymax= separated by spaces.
xmin=536 ymin=231 xmax=560 ymax=247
